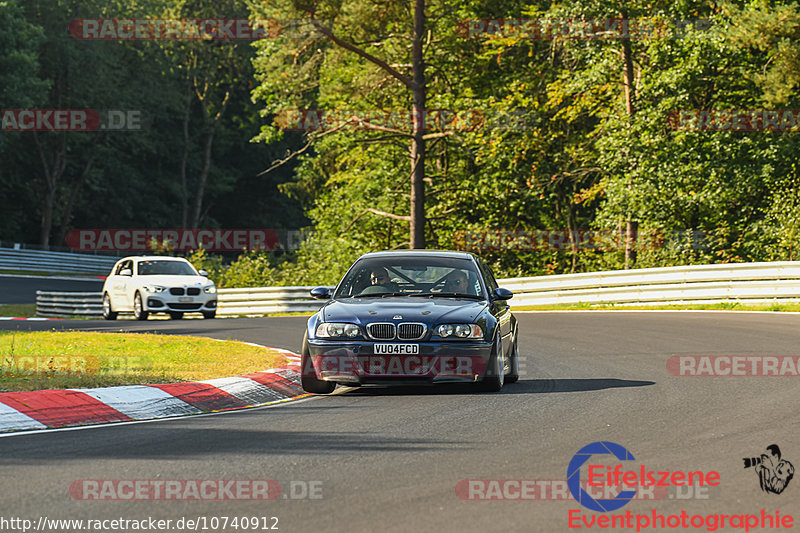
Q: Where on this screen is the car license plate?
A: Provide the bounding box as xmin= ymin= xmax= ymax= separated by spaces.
xmin=374 ymin=344 xmax=419 ymax=355
xmin=179 ymin=296 xmax=193 ymax=302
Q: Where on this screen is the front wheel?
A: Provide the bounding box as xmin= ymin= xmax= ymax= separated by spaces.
xmin=133 ymin=292 xmax=149 ymax=321
xmin=102 ymin=293 xmax=117 ymax=320
xmin=202 ymin=310 xmax=216 ymax=319
xmin=476 ymin=335 xmax=504 ymax=392
xmin=300 ymin=333 xmax=336 ymax=394
xmin=168 ymin=311 xmax=184 ymax=320
xmin=506 ymin=332 xmax=520 ymax=384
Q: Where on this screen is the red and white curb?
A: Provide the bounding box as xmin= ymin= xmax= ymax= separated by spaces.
xmin=0 ymin=352 xmax=306 ymax=433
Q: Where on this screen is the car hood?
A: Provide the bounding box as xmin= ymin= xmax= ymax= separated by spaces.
xmin=322 ymin=297 xmax=487 ymax=325
xmin=136 ymin=275 xmax=210 ymax=287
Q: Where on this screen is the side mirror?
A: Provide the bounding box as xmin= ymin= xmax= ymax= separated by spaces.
xmin=492 ymin=287 xmax=513 ymax=301
xmin=310 ymin=287 xmax=331 ymax=300
xmin=120 ymin=269 xmax=133 ymax=277
xmin=199 ymin=269 xmax=209 ymax=277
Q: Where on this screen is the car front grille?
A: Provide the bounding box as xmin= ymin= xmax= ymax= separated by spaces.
xmin=168 ymin=303 xmax=202 ymax=310
xmin=367 ymin=322 xmax=427 ymax=340
xmin=397 ymin=323 xmax=426 ymax=340
xmin=367 ymin=323 xmax=395 ymax=340
xmin=169 ymin=288 xmax=184 ymax=296
xmin=187 ymin=287 xmax=201 ymax=296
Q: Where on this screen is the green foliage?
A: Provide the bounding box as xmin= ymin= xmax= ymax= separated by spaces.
xmin=6 ymin=0 xmax=800 ymax=285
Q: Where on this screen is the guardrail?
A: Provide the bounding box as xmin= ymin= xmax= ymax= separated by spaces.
xmin=1 ymin=247 xmax=119 ymax=275
xmin=217 ymin=287 xmax=328 ymax=316
xmin=35 ymin=262 xmax=800 ymax=318
xmin=36 ymin=291 xmax=104 ymax=318
xmin=35 ymin=287 xmax=329 ymax=318
xmin=497 ymin=261 xmax=800 ymax=306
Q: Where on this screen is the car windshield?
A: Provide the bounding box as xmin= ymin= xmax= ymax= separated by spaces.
xmin=137 ymin=260 xmax=197 ymax=276
xmin=334 ymin=256 xmax=484 ymax=299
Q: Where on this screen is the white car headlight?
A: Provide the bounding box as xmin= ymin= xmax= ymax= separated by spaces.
xmin=434 ymin=323 xmax=483 ymax=339
xmin=204 ymin=285 xmax=217 ymax=294
xmin=142 ymin=285 xmax=165 ymax=293
xmin=315 ymin=323 xmax=361 ymax=338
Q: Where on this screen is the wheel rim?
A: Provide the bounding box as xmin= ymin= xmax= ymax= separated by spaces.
xmin=103 ymin=295 xmax=110 ymax=315
xmin=134 ymin=294 xmax=142 ymax=315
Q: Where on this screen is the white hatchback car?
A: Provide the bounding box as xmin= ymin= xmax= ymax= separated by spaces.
xmin=102 ymin=256 xmax=218 ymax=320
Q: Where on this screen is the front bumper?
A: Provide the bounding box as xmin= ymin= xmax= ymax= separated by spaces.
xmin=306 ymin=340 xmax=493 ymax=384
xmin=145 ymin=294 xmax=217 ymax=313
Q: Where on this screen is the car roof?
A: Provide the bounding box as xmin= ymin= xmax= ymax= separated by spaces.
xmin=117 ymin=256 xmax=190 ymax=262
xmin=357 ymin=249 xmax=476 ymax=260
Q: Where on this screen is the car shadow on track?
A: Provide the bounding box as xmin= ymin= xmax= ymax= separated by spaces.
xmin=339 ymin=378 xmax=654 ymax=396
xmin=501 ymin=378 xmax=655 ymax=394
xmin=0 ymin=426 xmax=471 ymax=460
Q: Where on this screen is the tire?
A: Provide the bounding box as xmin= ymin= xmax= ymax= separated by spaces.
xmin=102 ymin=293 xmax=117 ymax=320
xmin=476 ymin=335 xmax=504 ymax=392
xmin=202 ymin=310 xmax=216 ymax=319
xmin=506 ymin=332 xmax=520 ymax=384
xmin=168 ymin=311 xmax=184 ymax=320
xmin=300 ymin=333 xmax=336 ymax=394
xmin=133 ymin=292 xmax=149 ymax=321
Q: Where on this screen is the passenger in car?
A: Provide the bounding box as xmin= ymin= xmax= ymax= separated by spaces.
xmin=443 ymin=270 xmax=470 ymax=294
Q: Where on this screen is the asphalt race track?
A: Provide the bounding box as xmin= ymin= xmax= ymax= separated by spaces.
xmin=0 ymin=312 xmax=798 ymax=532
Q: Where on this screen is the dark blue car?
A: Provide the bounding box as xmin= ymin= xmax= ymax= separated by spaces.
xmin=302 ymin=250 xmax=519 ymax=393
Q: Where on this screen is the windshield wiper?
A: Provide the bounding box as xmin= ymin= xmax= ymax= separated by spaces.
xmin=351 ymin=292 xmax=409 ymax=298
xmin=409 ymin=293 xmax=485 ymax=300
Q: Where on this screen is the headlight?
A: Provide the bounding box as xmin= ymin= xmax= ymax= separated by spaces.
xmin=142 ymin=285 xmax=165 ymax=293
xmin=204 ymin=285 xmax=217 ymax=294
xmin=315 ymin=322 xmax=361 ymax=338
xmin=434 ymin=323 xmax=483 ymax=339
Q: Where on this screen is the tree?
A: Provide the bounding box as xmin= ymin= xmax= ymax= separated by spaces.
xmin=253 ymin=0 xmax=437 ymax=248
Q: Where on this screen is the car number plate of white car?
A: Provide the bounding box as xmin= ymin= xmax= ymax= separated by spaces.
xmin=374 ymin=344 xmax=419 ymax=355
xmin=178 ymin=297 xmax=193 ymax=302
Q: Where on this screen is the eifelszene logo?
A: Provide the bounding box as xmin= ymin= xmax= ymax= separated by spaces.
xmin=567 ymin=441 xmax=638 ymax=512
xmin=567 ymin=441 xmax=721 ymax=512
xmin=744 ymin=445 xmax=794 ymax=495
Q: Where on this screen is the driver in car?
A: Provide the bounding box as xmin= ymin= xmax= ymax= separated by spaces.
xmin=371 ymin=268 xmax=399 ymax=288
xmin=361 ymin=267 xmax=400 ymax=294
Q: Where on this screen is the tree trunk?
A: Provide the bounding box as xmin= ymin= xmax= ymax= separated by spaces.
xmin=180 ymin=84 xmax=192 ymax=229
xmin=40 ymin=189 xmax=55 ymax=248
xmin=621 ymin=11 xmax=637 ymax=269
xmin=190 ymin=97 xmax=217 ymax=229
xmin=409 ymin=0 xmax=426 ymax=249
xmin=56 ymin=135 xmax=103 ymax=246
xmin=34 ymin=133 xmax=66 ymax=248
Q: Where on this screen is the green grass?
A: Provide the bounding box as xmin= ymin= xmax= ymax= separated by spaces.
xmin=0 ymin=304 xmax=37 ymax=317
xmin=0 ymin=331 xmax=289 ymax=392
xmin=513 ymin=302 xmax=800 ymax=312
